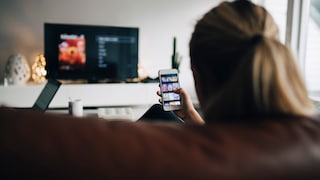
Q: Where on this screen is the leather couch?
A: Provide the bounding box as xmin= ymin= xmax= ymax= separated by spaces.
xmin=1 ymin=107 xmax=320 ymax=179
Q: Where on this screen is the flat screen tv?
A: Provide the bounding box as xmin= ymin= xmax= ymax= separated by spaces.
xmin=44 ymin=23 xmax=139 ymax=82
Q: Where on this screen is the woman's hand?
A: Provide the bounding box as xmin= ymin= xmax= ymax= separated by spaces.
xmin=157 ymin=88 xmax=205 ymax=125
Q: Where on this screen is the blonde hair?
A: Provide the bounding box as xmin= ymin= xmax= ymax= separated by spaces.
xmin=190 ymin=1 xmax=315 ymax=121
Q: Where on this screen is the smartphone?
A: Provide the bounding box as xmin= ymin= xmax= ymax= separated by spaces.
xmin=158 ymin=69 xmax=182 ymax=111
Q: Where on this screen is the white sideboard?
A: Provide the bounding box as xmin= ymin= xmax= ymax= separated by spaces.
xmin=0 ymin=83 xmax=159 ymax=108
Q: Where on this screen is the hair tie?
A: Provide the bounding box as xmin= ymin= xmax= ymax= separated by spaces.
xmin=251 ymin=34 xmax=264 ymax=45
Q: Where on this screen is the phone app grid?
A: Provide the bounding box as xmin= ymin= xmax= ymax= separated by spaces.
xmin=161 ymin=73 xmax=181 ymax=106
xmin=161 ymin=74 xmax=178 ymax=83
xmin=164 ymin=101 xmax=181 ymax=106
xmin=163 ymin=92 xmax=180 ymax=101
xmin=161 ymin=83 xmax=179 ymax=92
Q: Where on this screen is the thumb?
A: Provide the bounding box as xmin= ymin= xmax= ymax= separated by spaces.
xmin=175 ymin=88 xmax=191 ymax=104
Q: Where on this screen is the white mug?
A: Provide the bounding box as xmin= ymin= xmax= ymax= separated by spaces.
xmin=69 ymin=99 xmax=83 ymax=117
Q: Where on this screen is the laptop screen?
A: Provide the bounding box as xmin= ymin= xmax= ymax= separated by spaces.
xmin=32 ymin=79 xmax=61 ymax=112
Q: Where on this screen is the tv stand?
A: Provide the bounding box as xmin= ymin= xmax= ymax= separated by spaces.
xmin=0 ymin=82 xmax=158 ymax=108
xmin=58 ymin=76 xmax=159 ymax=84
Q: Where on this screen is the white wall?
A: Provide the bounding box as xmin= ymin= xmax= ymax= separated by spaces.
xmin=0 ymin=0 xmax=220 ymax=101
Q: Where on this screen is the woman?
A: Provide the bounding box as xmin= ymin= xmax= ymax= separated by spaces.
xmin=152 ymin=0 xmax=315 ymax=124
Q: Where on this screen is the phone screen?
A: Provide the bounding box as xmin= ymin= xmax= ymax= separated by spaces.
xmin=159 ymin=69 xmax=182 ymax=111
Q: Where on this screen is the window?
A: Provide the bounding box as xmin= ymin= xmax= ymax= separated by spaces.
xmin=304 ymin=0 xmax=320 ymax=92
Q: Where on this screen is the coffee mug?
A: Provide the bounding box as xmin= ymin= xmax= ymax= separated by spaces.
xmin=69 ymin=99 xmax=83 ymax=117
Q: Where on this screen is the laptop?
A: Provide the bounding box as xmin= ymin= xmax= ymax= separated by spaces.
xmin=31 ymin=79 xmax=61 ymax=112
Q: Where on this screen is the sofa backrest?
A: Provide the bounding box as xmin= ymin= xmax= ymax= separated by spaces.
xmin=1 ymin=108 xmax=320 ymax=179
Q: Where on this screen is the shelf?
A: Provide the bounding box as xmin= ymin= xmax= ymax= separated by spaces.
xmin=0 ymin=83 xmax=159 ymax=108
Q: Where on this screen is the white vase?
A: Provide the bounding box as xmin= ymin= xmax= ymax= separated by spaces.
xmin=5 ymin=53 xmax=31 ymax=85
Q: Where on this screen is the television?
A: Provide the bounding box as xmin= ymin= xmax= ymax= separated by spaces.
xmin=44 ymin=23 xmax=139 ymax=83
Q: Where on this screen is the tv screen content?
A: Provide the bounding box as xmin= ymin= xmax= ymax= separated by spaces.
xmin=44 ymin=23 xmax=139 ymax=82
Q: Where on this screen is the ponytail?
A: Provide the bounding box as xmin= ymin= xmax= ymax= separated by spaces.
xmin=203 ymin=36 xmax=315 ymax=121
xmin=250 ymin=37 xmax=315 ymax=116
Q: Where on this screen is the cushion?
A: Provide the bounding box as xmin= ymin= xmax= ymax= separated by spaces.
xmin=1 ymin=108 xmax=320 ymax=179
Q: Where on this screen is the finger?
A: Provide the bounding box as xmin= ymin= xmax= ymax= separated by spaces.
xmin=157 ymin=90 xmax=162 ymax=97
xmin=175 ymin=88 xmax=190 ymax=104
xmin=180 ymin=89 xmax=194 ymax=107
xmin=179 ymin=88 xmax=188 ymax=101
xmin=173 ymin=87 xmax=183 ymax=95
xmin=173 ymin=88 xmax=180 ymax=94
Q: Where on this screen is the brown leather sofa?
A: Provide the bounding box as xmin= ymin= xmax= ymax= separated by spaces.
xmin=1 ymin=107 xmax=320 ymax=179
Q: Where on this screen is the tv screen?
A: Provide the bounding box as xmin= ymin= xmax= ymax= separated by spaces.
xmin=44 ymin=23 xmax=139 ymax=82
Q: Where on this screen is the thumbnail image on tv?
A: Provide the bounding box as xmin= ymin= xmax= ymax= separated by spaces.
xmin=59 ymin=34 xmax=86 ymax=70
